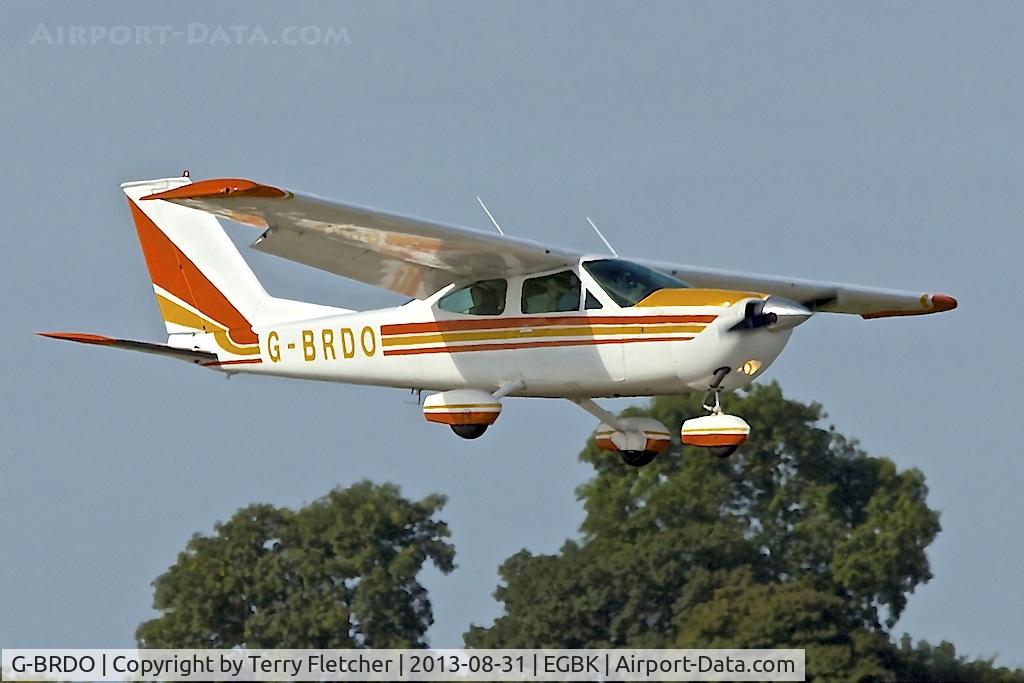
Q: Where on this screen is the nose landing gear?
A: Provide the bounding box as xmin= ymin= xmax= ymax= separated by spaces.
xmin=680 ymin=367 xmax=750 ymax=458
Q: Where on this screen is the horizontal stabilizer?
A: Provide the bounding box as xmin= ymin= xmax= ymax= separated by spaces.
xmin=38 ymin=332 xmax=217 ymax=365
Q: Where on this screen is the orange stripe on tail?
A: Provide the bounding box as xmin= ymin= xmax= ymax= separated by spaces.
xmin=127 ymin=199 xmax=257 ymax=346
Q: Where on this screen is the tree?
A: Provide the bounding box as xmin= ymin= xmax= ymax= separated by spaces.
xmin=673 ymin=568 xmax=899 ymax=682
xmin=137 ymin=481 xmax=454 ymax=648
xmin=466 ymin=383 xmax=1022 ymax=681
xmin=893 ymin=637 xmax=1024 ymax=683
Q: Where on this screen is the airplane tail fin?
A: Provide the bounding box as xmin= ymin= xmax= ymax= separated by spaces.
xmin=122 ymin=177 xmax=269 ymax=359
xmin=41 ymin=176 xmax=345 ymax=366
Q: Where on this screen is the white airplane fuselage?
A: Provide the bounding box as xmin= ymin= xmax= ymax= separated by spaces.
xmin=212 ymin=286 xmax=794 ymax=399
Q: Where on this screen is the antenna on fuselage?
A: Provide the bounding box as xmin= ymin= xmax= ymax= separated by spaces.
xmin=586 ymin=217 xmax=618 ymax=257
xmin=476 ymin=196 xmax=505 ymax=235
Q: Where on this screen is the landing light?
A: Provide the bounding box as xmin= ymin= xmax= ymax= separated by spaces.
xmin=740 ymin=360 xmax=762 ymax=376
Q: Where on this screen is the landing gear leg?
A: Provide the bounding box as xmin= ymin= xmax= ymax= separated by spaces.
xmin=703 ymin=370 xmax=740 ymax=458
xmin=701 ymin=366 xmax=731 ymax=417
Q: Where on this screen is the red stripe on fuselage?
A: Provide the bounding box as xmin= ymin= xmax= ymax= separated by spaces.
xmin=381 ymin=315 xmax=716 ymax=336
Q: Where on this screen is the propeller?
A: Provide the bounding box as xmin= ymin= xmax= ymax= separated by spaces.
xmin=729 ymin=296 xmax=814 ymax=332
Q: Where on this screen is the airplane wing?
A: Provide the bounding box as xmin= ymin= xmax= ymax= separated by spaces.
xmin=144 ymin=177 xmax=955 ymax=318
xmin=143 ymin=178 xmax=579 ymax=299
xmin=637 ymin=259 xmax=957 ymax=319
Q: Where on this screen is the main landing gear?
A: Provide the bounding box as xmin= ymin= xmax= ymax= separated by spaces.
xmin=573 ymin=399 xmax=672 ymax=468
xmin=421 ymin=382 xmax=524 ymax=440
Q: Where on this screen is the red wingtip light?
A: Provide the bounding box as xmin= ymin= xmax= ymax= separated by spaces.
xmin=931 ymin=293 xmax=957 ymax=313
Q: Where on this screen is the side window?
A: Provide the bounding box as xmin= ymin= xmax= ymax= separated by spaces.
xmin=438 ymin=279 xmax=507 ymax=315
xmin=522 ymin=270 xmax=582 ymax=314
xmin=585 ymin=290 xmax=603 ymax=310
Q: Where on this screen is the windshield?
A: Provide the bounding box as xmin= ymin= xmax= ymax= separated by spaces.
xmin=583 ymin=259 xmax=689 ymax=307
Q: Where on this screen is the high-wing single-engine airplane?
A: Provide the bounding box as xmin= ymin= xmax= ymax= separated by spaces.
xmin=42 ymin=175 xmax=957 ymax=466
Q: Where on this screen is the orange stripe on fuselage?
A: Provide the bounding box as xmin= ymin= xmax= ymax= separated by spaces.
xmin=127 ymin=199 xmax=258 ymax=346
xmin=382 ymin=335 xmax=692 ymax=356
xmin=381 ymin=315 xmax=716 ymax=336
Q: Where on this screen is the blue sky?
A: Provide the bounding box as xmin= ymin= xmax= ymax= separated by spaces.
xmin=1 ymin=0 xmax=1021 ymax=666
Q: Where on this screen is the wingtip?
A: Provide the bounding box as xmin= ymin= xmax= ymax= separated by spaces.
xmin=37 ymin=332 xmax=117 ymax=346
xmin=931 ymin=293 xmax=957 ymax=313
xmin=860 ymin=292 xmax=959 ymax=319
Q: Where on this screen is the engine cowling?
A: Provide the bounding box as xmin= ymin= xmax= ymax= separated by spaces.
xmin=423 ymin=389 xmax=502 ymax=427
xmin=594 ymin=417 xmax=672 ymax=454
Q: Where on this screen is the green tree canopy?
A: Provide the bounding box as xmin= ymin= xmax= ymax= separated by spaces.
xmin=466 ymin=383 xmax=1021 ymax=681
xmin=894 ymin=637 xmax=1024 ymax=683
xmin=137 ymin=481 xmax=454 ymax=648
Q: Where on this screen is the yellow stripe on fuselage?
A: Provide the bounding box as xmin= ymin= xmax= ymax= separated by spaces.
xmin=382 ymin=323 xmax=707 ymax=348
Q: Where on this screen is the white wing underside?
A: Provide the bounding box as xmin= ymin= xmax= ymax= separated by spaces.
xmin=144 ymin=178 xmax=955 ymax=318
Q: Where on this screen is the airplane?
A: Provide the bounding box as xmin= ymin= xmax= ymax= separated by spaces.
xmin=41 ymin=175 xmax=957 ymax=466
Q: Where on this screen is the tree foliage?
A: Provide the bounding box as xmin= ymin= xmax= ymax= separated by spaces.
xmin=466 ymin=383 xmax=1022 ymax=681
xmin=894 ymin=637 xmax=1024 ymax=683
xmin=137 ymin=481 xmax=454 ymax=648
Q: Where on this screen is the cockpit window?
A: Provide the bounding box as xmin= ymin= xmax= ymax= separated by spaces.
xmin=583 ymin=259 xmax=689 ymax=307
xmin=522 ymin=270 xmax=582 ymax=313
xmin=438 ymin=279 xmax=507 ymax=315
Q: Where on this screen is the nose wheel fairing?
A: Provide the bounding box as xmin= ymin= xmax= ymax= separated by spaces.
xmin=681 ymin=413 xmax=750 ymax=449
xmin=681 ymin=367 xmax=750 ymax=452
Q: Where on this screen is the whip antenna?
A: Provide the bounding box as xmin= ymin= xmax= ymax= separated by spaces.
xmin=586 ymin=216 xmax=618 ymax=257
xmin=476 ymin=196 xmax=505 ymax=235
